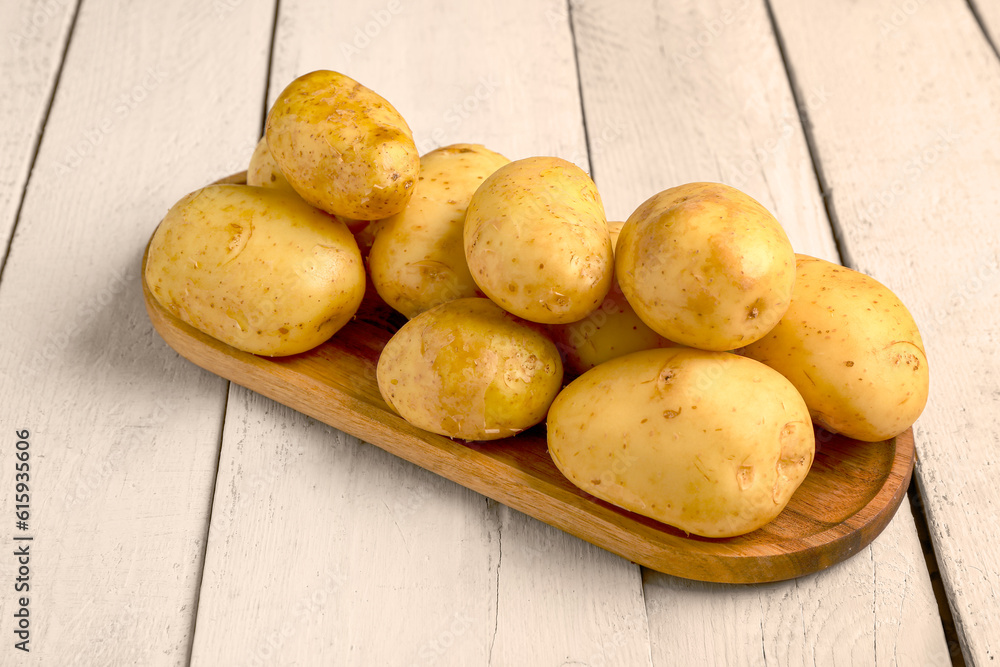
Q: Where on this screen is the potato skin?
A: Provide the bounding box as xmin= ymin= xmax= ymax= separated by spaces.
xmin=547 ymin=347 xmax=815 ymax=538
xmin=549 ymin=222 xmax=675 ymax=375
xmin=549 ymin=278 xmax=675 ymax=375
xmin=742 ymin=255 xmax=929 ymax=441
xmin=369 ymin=144 xmax=509 ymax=319
xmin=145 ymin=184 xmax=365 ymax=356
xmin=377 ymin=298 xmax=563 ymax=441
xmin=266 ymin=70 xmax=419 ymax=220
xmin=249 ymin=135 xmax=371 ymax=236
xmin=616 ymin=182 xmax=795 ymax=351
xmin=247 ymin=136 xmax=295 ymax=193
xmin=464 ymin=156 xmax=613 ymax=324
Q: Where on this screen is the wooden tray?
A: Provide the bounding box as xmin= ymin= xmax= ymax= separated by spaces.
xmin=142 ymin=174 xmax=915 ymax=584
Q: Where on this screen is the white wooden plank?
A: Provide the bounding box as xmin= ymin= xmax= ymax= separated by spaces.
xmin=769 ymin=0 xmax=1000 ymax=664
xmin=0 ymin=0 xmax=274 ymax=663
xmin=0 ymin=0 xmax=78 ymax=269
xmin=192 ymin=0 xmax=652 ymax=664
xmin=571 ymin=0 xmax=950 ymax=662
xmin=969 ymin=0 xmax=1000 ymax=53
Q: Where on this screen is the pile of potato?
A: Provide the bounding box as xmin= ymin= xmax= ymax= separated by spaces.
xmin=145 ymin=71 xmax=929 ymax=539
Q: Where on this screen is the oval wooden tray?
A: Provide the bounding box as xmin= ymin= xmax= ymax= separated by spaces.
xmin=141 ymin=174 xmax=914 ymax=584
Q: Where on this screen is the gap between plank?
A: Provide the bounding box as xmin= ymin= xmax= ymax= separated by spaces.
xmin=185 ymin=381 xmax=232 ymax=666
xmin=762 ymin=2 xmax=966 ymax=664
xmin=185 ymin=2 xmax=281 ymax=662
xmin=0 ymin=0 xmax=84 ymax=287
xmin=907 ymin=478 xmax=968 ymax=666
xmin=760 ymin=0 xmax=853 ymax=269
xmin=566 ymin=0 xmax=595 ymax=179
xmin=966 ymin=0 xmax=1000 ymax=62
xmin=259 ymin=0 xmax=283 ymax=137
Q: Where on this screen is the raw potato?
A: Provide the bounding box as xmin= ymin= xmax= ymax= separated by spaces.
xmin=266 ymin=70 xmax=419 ymax=220
xmin=547 ymin=347 xmax=815 ymax=538
xmin=549 ymin=222 xmax=675 ymax=375
xmin=742 ymin=255 xmax=929 ymax=441
xmin=549 ymin=279 xmax=675 ymax=375
xmin=377 ymin=298 xmax=563 ymax=441
xmin=464 ymin=156 xmax=613 ymax=324
xmin=369 ymin=144 xmax=510 ymax=318
xmin=248 ymin=136 xmax=371 ymax=236
xmin=145 ymin=184 xmax=365 ymax=356
xmin=247 ymin=136 xmax=295 ymax=193
xmin=616 ymin=182 xmax=795 ymax=351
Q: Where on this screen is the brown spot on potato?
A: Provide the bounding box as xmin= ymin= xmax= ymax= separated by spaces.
xmin=736 ymin=465 xmax=755 ymax=491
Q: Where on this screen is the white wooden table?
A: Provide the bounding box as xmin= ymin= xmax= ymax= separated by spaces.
xmin=2 ymin=0 xmax=998 ymax=664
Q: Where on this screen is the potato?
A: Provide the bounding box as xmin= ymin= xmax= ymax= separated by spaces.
xmin=616 ymin=182 xmax=795 ymax=351
xmin=377 ymin=298 xmax=563 ymax=440
xmin=145 ymin=184 xmax=365 ymax=356
xmin=607 ymin=220 xmax=625 ymax=248
xmin=369 ymin=144 xmax=510 ymax=318
xmin=549 ymin=279 xmax=676 ymax=375
xmin=247 ymin=136 xmax=295 ymax=193
xmin=742 ymin=255 xmax=929 ymax=441
xmin=248 ymin=136 xmax=371 ymax=236
xmin=464 ymin=156 xmax=613 ymax=324
xmin=266 ymin=70 xmax=419 ymax=220
xmin=547 ymin=348 xmax=815 ymax=538
xmin=549 ymin=222 xmax=675 ymax=375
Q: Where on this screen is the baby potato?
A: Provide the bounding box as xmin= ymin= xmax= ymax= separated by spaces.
xmin=742 ymin=255 xmax=929 ymax=441
xmin=547 ymin=348 xmax=815 ymax=538
xmin=549 ymin=222 xmax=675 ymax=375
xmin=247 ymin=136 xmax=295 ymax=193
xmin=145 ymin=184 xmax=365 ymax=356
xmin=369 ymin=144 xmax=510 ymax=318
xmin=266 ymin=70 xmax=419 ymax=220
xmin=616 ymin=182 xmax=795 ymax=351
xmin=377 ymin=298 xmax=563 ymax=441
xmin=464 ymin=156 xmax=613 ymax=324
xmin=549 ymin=278 xmax=676 ymax=375
xmin=607 ymin=220 xmax=625 ymax=248
xmin=248 ymin=136 xmax=371 ymax=236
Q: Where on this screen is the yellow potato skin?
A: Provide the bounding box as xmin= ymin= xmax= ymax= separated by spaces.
xmin=547 ymin=348 xmax=815 ymax=538
xmin=742 ymin=255 xmax=929 ymax=441
xmin=549 ymin=278 xmax=675 ymax=375
xmin=549 ymin=222 xmax=675 ymax=375
xmin=247 ymin=136 xmax=295 ymax=193
xmin=464 ymin=156 xmax=613 ymax=324
xmin=266 ymin=70 xmax=419 ymax=220
xmin=248 ymin=136 xmax=370 ymax=236
xmin=377 ymin=298 xmax=563 ymax=441
xmin=369 ymin=144 xmax=510 ymax=319
xmin=145 ymin=184 xmax=365 ymax=356
xmin=616 ymin=182 xmax=795 ymax=351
